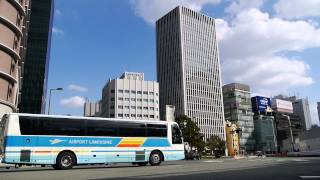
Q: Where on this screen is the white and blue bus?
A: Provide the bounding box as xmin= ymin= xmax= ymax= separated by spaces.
xmin=0 ymin=113 xmax=184 ymax=170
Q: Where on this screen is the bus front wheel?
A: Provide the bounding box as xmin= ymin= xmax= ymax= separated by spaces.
xmin=55 ymin=152 xmax=76 ymax=170
xmin=149 ymin=151 xmax=162 ymax=166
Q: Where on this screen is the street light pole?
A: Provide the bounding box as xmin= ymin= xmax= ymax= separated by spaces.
xmin=282 ymin=114 xmax=294 ymax=152
xmin=48 ymin=88 xmax=63 ymax=115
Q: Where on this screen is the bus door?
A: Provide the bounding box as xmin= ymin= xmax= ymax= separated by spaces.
xmin=170 ymin=124 xmax=184 ymax=159
xmin=18 ymin=116 xmax=38 ymax=164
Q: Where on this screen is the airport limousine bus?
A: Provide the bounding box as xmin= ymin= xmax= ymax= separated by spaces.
xmin=0 ymin=113 xmax=184 ymax=170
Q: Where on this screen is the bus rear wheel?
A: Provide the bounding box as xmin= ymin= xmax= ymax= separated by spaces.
xmin=149 ymin=151 xmax=162 ymax=166
xmin=55 ymin=152 xmax=76 ymax=170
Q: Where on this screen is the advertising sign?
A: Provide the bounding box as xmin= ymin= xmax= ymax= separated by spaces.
xmin=251 ymin=96 xmax=271 ymax=113
xmin=271 ymin=99 xmax=293 ymax=113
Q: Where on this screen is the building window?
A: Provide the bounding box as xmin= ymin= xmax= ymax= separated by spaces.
xmin=110 ymin=105 xmax=114 ymax=109
xmin=156 ymin=93 xmax=158 ymax=96
xmin=137 ymin=98 xmax=142 ymax=102
xmin=155 ymin=100 xmax=159 ymax=104
xmin=131 ymin=98 xmax=136 ymax=101
xmin=149 ymin=92 xmax=154 ymax=95
xmin=156 ymin=108 xmax=159 ymax=111
xmin=143 ymin=114 xmax=148 ymax=118
xmin=131 ymin=90 xmax=136 ymax=94
xmin=143 ymin=107 xmax=148 ymax=110
xmin=150 ymin=107 xmax=154 ymax=110
xmin=110 ymin=114 xmax=115 ymax=117
xmin=149 ymin=99 xmax=154 ymax=103
xmin=111 ymin=98 xmax=115 ymax=101
xmin=118 ymin=114 xmax=123 ymax=117
xmin=143 ymin=91 xmax=148 ymax=95
xmin=137 ymin=114 xmax=142 ymax=117
xmin=137 ymin=106 xmax=142 ymax=110
xmin=150 ymin=115 xmax=155 ymax=118
xmin=118 ymin=97 xmax=123 ymax=101
xmin=125 ymin=114 xmax=130 ymax=117
xmin=137 ymin=91 xmax=142 ymax=94
xmin=118 ymin=105 xmax=123 ymax=109
xmin=131 ymin=114 xmax=136 ymax=117
xmin=143 ymin=99 xmax=148 ymax=102
xmin=118 ymin=90 xmax=123 ymax=93
xmin=125 ymin=106 xmax=130 ymax=109
xmin=125 ymin=98 xmax=130 ymax=101
xmin=131 ymin=106 xmax=136 ymax=109
xmin=111 ymin=90 xmax=115 ymax=93
xmin=125 ymin=90 xmax=130 ymax=93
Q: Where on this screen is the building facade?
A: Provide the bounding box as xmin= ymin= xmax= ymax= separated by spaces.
xmin=273 ymin=95 xmax=312 ymax=131
xmin=156 ymin=6 xmax=225 ymax=141
xmin=317 ymin=102 xmax=320 ymax=124
xmin=273 ymin=112 xmax=302 ymax=152
xmin=101 ymin=72 xmax=159 ymax=121
xmin=19 ymin=0 xmax=53 ymax=114
xmin=253 ymin=115 xmax=277 ymax=153
xmin=251 ymin=96 xmax=277 ymax=153
xmin=223 ymin=83 xmax=255 ymax=152
xmin=84 ymin=101 xmax=101 ymax=117
xmin=225 ymin=121 xmax=240 ymax=156
xmin=292 ymin=99 xmax=312 ymax=130
xmin=0 ymin=0 xmax=30 ymax=118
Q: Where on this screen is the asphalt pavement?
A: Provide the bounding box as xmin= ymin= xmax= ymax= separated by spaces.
xmin=0 ymin=157 xmax=319 ymax=180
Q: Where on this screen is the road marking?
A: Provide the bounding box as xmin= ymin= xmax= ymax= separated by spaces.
xmin=299 ymin=176 xmax=320 ymax=179
xmin=293 ymin=159 xmax=309 ymax=162
xmin=202 ymin=160 xmax=224 ymax=163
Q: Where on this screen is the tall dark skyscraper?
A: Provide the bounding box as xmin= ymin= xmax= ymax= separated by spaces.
xmin=19 ymin=0 xmax=54 ymax=114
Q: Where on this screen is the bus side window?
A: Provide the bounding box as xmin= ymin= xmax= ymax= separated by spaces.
xmin=147 ymin=124 xmax=167 ymax=137
xmin=118 ymin=122 xmax=146 ymax=137
xmin=87 ymin=120 xmax=117 ymax=137
xmin=172 ymin=124 xmax=182 ymax=144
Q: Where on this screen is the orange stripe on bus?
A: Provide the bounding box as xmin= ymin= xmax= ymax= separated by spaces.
xmin=117 ymin=144 xmax=141 ymax=147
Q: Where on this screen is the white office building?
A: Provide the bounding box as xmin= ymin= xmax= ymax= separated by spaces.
xmin=101 ymin=72 xmax=159 ymax=121
xmin=84 ymin=101 xmax=101 ymax=117
xmin=156 ymin=6 xmax=226 ymax=140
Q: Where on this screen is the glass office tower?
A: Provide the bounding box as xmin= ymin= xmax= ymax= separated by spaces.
xmin=19 ymin=0 xmax=53 ymax=114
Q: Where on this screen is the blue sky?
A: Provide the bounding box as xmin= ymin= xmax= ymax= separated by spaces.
xmin=48 ymin=0 xmax=320 ymax=125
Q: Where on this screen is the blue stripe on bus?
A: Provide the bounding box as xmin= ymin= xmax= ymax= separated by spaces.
xmin=5 ymin=136 xmax=171 ymax=147
xmin=142 ymin=138 xmax=170 ymax=147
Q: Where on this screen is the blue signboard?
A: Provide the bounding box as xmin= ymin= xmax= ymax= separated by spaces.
xmin=251 ymin=96 xmax=271 ymax=113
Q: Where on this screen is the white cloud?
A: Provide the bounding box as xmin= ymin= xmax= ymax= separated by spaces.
xmin=216 ymin=9 xmax=320 ymax=60
xmin=130 ymin=0 xmax=220 ymax=24
xmin=60 ymin=96 xmax=85 ymax=108
xmin=221 ymin=56 xmax=314 ymax=93
xmin=67 ymin=84 xmax=88 ymax=92
xmin=52 ymin=27 xmax=65 ymax=36
xmin=215 ymin=9 xmax=320 ymax=94
xmin=274 ymin=0 xmax=320 ymax=19
xmin=225 ymin=0 xmax=264 ymax=15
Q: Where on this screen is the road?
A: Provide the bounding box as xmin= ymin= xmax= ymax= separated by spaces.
xmin=0 ymin=157 xmax=320 ymax=180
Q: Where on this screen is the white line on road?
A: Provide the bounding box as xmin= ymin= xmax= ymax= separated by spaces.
xmin=202 ymin=160 xmax=224 ymax=163
xmin=299 ymin=176 xmax=320 ymax=179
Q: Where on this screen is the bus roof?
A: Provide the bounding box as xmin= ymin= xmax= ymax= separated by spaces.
xmin=7 ymin=113 xmax=175 ymax=124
